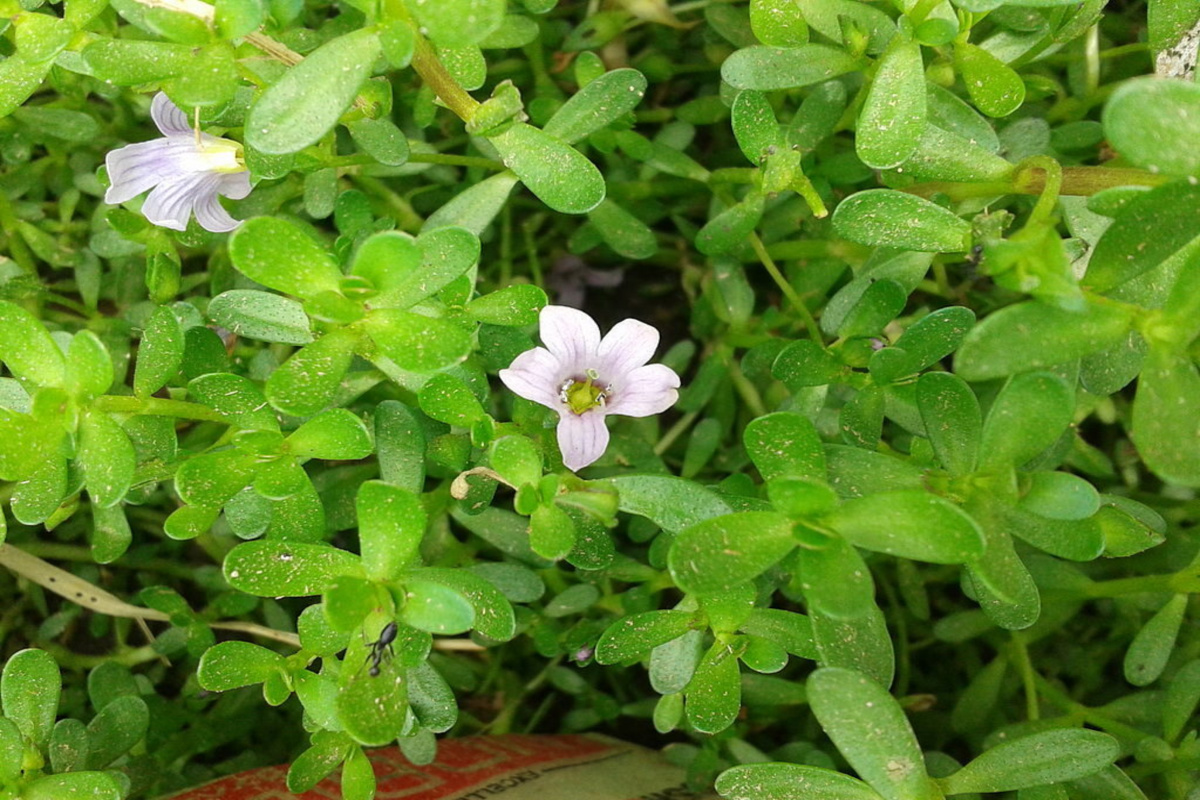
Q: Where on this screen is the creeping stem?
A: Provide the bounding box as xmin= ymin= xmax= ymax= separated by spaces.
xmin=904 ymin=164 xmax=1170 ymax=201
xmin=410 ymin=36 xmax=482 ymax=122
xmin=94 ymin=395 xmax=229 ymax=424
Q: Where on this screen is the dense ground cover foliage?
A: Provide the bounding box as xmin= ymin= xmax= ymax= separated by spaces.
xmin=2 ymin=0 xmax=1200 ymax=797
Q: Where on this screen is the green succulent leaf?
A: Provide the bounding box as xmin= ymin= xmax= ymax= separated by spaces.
xmin=364 ymin=310 xmax=473 ymax=373
xmin=722 ymin=45 xmax=865 ymax=91
xmin=718 ymin=763 xmax=885 ymax=800
xmin=1132 ymin=347 xmax=1200 ymax=486
xmin=955 ymin=300 xmax=1132 ymax=381
xmin=0 ymin=301 xmax=65 ymax=387
xmin=596 ymin=610 xmax=695 ymax=664
xmin=857 ymin=37 xmax=926 ymax=169
xmin=224 ymin=541 xmax=364 ymax=597
xmin=208 ymin=290 xmax=313 ymax=345
xmin=807 ymin=667 xmax=934 ymax=800
xmin=357 ymin=481 xmax=426 ymax=581
xmin=245 ymin=29 xmax=383 ymax=154
xmin=669 ymin=512 xmax=796 ymax=594
xmin=135 ymin=305 xmax=185 ymax=397
xmin=833 ymin=190 xmax=972 ymax=252
xmin=1104 ymin=78 xmax=1200 ymax=178
xmin=486 ymin=122 xmax=606 ymax=214
xmin=938 ymin=728 xmax=1119 ymax=793
xmin=828 ymin=491 xmax=985 ymax=564
xmin=230 ymin=217 xmax=343 ymax=300
xmin=543 ymin=68 xmax=648 ymax=145
xmin=1 ymin=649 xmax=60 ymax=750
xmin=979 ymin=372 xmax=1075 ymax=469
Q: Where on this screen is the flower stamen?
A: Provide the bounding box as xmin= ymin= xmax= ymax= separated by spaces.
xmin=561 ymin=371 xmax=612 ymax=415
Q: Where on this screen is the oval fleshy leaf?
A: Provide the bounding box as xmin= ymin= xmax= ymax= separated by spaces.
xmin=246 ymin=29 xmax=382 ymax=154
xmin=828 ymin=491 xmax=985 ymax=563
xmin=833 ymin=190 xmax=971 ymax=252
xmin=0 ymin=301 xmax=65 ymax=387
xmin=857 ymin=38 xmax=926 ymax=169
xmin=938 ymin=728 xmax=1119 ymax=794
xmin=669 ymin=511 xmax=796 ymax=594
xmin=807 ymin=667 xmax=934 ymax=800
xmin=487 ymin=122 xmax=605 ymax=214
xmin=1132 ymin=347 xmax=1200 ymax=486
xmin=208 ymin=290 xmax=313 ymax=345
xmin=722 ymin=45 xmax=865 ymax=91
xmin=229 ymin=217 xmax=343 ymax=300
xmin=718 ymin=763 xmax=885 ymax=800
xmin=955 ymin=42 xmax=1025 ymax=118
xmin=224 ymin=541 xmax=363 ymax=597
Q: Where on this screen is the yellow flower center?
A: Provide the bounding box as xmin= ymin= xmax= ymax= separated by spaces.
xmin=560 ymin=369 xmax=610 ymax=415
xmin=198 ymin=137 xmax=246 ymax=174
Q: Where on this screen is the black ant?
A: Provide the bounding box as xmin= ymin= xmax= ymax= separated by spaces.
xmin=365 ymin=621 xmax=397 ymax=677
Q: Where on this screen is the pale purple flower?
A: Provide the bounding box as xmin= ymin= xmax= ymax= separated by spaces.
xmin=105 ymin=93 xmax=251 ymax=232
xmin=499 ymin=305 xmax=681 ymax=472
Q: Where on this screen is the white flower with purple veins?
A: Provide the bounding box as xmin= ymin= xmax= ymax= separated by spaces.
xmin=105 ymin=93 xmax=251 ymax=233
xmin=500 ymin=305 xmax=681 ymax=472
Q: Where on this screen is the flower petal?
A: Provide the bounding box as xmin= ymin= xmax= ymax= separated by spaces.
xmin=556 ymin=411 xmax=610 ymax=471
xmin=499 ymin=346 xmax=565 ymax=409
xmin=193 ymin=189 xmax=242 ymax=233
xmin=540 ymin=305 xmax=601 ymax=372
xmin=217 ymin=170 xmax=253 ymax=200
xmin=152 ymin=92 xmax=192 ymax=137
xmin=142 ymin=172 xmax=217 ymax=231
xmin=597 ymin=318 xmax=660 ymax=381
xmin=104 ymin=138 xmax=198 ymax=204
xmin=608 ymin=363 xmax=680 ymax=417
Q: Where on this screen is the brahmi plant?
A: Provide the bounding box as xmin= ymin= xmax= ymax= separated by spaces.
xmin=1 ymin=0 xmax=1199 ymax=797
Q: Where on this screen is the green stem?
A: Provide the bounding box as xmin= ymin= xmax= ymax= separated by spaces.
xmin=654 ymin=410 xmax=699 ymax=456
xmin=407 ymin=152 xmax=505 ymax=170
xmin=1045 ymin=42 xmax=1150 ymax=64
xmin=378 ymin=0 xmax=478 ymax=123
xmin=43 ymin=643 xmax=165 ymax=670
xmin=43 ymin=292 xmax=93 ymax=319
xmin=1082 ymin=573 xmax=1174 ymax=598
xmin=726 ymin=354 xmax=767 ymax=418
xmin=709 ymin=168 xmax=758 ymax=185
xmin=931 ymin=260 xmax=953 ymax=298
xmin=499 ymin=203 xmax=514 ymax=286
xmin=0 ymin=191 xmax=37 ymax=274
xmin=411 ymin=36 xmax=481 ymax=122
xmin=1058 ymin=166 xmax=1169 ymax=194
xmin=330 ymin=151 xmax=503 ymax=171
xmin=1083 ymin=23 xmax=1101 ymax=98
xmin=1008 ymin=633 xmax=1041 ymax=721
xmin=1033 ymin=674 xmax=1151 ymax=743
xmin=669 ymin=0 xmax=735 ymax=14
xmin=487 ymin=655 xmax=564 ymax=735
xmin=1125 ymin=756 xmax=1200 ymax=779
xmin=905 ymin=165 xmax=1169 ymax=202
xmin=764 ymin=241 xmax=834 ymax=260
xmin=522 ymin=216 xmax=545 ymax=288
xmin=791 ymin=171 xmax=829 ymax=219
xmin=907 ymin=0 xmax=943 ymax=26
xmin=94 ymin=395 xmax=228 ymax=423
xmin=876 ymin=571 xmax=912 ymax=697
xmin=350 ymin=174 xmax=424 ymax=231
xmin=1018 ymin=156 xmax=1063 ymax=227
xmin=748 ymin=233 xmax=822 ymax=343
